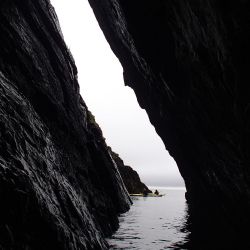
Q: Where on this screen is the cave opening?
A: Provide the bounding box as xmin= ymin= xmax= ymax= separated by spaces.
xmin=50 ymin=0 xmax=184 ymax=189
xmin=51 ymin=0 xmax=188 ymax=248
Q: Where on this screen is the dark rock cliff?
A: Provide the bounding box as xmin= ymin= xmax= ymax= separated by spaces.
xmin=88 ymin=0 xmax=250 ymax=248
xmin=0 ymin=1 xmax=131 ymax=249
xmin=109 ymin=150 xmax=151 ymax=194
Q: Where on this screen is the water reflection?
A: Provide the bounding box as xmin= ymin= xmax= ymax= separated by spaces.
xmin=107 ymin=188 xmax=190 ymax=250
xmin=168 ymin=210 xmax=190 ymax=249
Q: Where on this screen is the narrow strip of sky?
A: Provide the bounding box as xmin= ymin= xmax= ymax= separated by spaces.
xmin=51 ymin=0 xmax=184 ymax=187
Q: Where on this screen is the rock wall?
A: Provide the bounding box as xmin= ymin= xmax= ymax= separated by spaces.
xmin=0 ymin=1 xmax=131 ymax=249
xmin=88 ymin=0 xmax=250 ymax=248
xmin=110 ymin=150 xmax=151 ymax=194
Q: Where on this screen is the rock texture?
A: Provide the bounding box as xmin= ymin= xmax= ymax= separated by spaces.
xmin=110 ymin=150 xmax=151 ymax=194
xmin=0 ymin=1 xmax=131 ymax=249
xmin=88 ymin=0 xmax=250 ymax=248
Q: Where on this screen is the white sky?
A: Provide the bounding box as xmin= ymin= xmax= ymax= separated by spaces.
xmin=51 ymin=0 xmax=184 ymax=187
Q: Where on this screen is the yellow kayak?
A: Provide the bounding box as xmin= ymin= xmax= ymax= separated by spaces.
xmin=130 ymin=193 xmax=165 ymax=197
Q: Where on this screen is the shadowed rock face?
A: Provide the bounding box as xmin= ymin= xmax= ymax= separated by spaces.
xmin=109 ymin=150 xmax=151 ymax=194
xmin=88 ymin=0 xmax=250 ymax=248
xmin=0 ymin=1 xmax=131 ymax=249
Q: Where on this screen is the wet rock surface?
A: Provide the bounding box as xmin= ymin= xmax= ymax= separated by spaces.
xmin=110 ymin=150 xmax=151 ymax=194
xmin=0 ymin=1 xmax=131 ymax=249
xmin=88 ymin=0 xmax=250 ymax=248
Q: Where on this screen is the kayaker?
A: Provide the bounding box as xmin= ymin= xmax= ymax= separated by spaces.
xmin=143 ymin=188 xmax=148 ymax=196
xmin=154 ymin=189 xmax=159 ymax=196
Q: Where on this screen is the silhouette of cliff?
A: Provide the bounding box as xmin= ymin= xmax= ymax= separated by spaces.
xmin=88 ymin=0 xmax=250 ymax=248
xmin=0 ymin=1 xmax=131 ymax=249
xmin=110 ymin=150 xmax=151 ymax=194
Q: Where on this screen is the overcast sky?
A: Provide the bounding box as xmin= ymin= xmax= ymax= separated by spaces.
xmin=51 ymin=0 xmax=184 ymax=187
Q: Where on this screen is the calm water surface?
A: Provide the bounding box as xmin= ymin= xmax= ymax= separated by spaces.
xmin=108 ymin=188 xmax=189 ymax=250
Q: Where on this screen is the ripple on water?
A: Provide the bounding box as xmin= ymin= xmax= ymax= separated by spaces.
xmin=107 ymin=188 xmax=190 ymax=250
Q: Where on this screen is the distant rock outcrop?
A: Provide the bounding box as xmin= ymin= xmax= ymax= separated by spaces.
xmin=88 ymin=0 xmax=250 ymax=248
xmin=110 ymin=150 xmax=151 ymax=194
xmin=0 ymin=1 xmax=131 ymax=249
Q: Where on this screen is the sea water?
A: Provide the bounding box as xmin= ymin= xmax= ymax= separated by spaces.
xmin=107 ymin=187 xmax=189 ymax=250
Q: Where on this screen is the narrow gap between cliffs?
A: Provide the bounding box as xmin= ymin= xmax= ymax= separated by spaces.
xmin=50 ymin=0 xmax=184 ymax=191
xmin=50 ymin=0 xmax=189 ymax=248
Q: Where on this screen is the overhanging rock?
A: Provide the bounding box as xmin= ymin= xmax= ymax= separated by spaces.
xmin=88 ymin=0 xmax=250 ymax=248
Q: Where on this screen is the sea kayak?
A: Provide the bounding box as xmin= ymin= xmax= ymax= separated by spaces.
xmin=130 ymin=193 xmax=165 ymax=197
